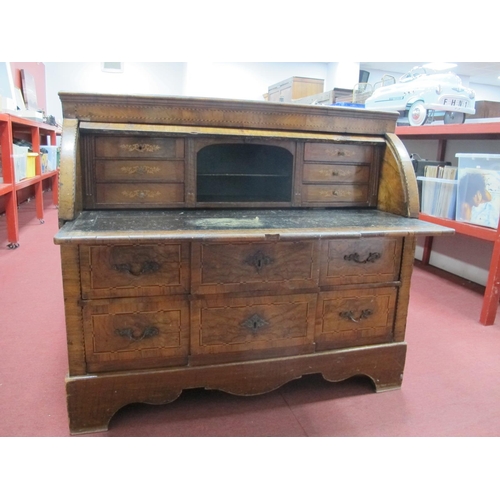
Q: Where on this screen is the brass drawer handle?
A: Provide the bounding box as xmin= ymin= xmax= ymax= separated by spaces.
xmin=244 ymin=250 xmax=274 ymax=273
xmin=241 ymin=314 xmax=269 ymax=333
xmin=339 ymin=309 xmax=373 ymax=323
xmin=115 ymin=326 xmax=160 ymax=341
xmin=344 ymin=252 xmax=381 ymax=264
xmin=113 ymin=261 xmax=161 ymax=276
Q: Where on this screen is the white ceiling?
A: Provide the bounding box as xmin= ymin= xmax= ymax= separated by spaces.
xmin=360 ymin=62 xmax=500 ymax=87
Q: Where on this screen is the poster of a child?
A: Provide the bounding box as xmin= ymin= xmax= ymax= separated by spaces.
xmin=457 ymin=170 xmax=500 ymax=228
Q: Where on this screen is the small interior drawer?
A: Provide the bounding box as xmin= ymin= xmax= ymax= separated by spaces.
xmin=95 ymin=136 xmax=184 ymax=159
xmin=95 ymin=183 xmax=185 ymax=207
xmin=303 ymin=164 xmax=370 ymax=184
xmin=304 ymin=143 xmax=373 ymax=163
xmin=95 ymin=160 xmax=185 ymax=183
xmin=302 ymin=184 xmax=369 ymax=204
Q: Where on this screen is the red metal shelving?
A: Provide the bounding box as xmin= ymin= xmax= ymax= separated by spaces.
xmin=0 ymin=113 xmax=60 ymax=248
xmin=397 ymin=121 xmax=500 ymax=325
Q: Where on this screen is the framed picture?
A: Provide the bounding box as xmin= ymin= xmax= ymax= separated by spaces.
xmin=21 ymin=69 xmax=38 ymax=110
xmin=0 ymin=62 xmax=16 ymax=111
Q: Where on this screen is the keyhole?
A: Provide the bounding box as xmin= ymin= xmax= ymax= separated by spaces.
xmin=257 ymin=259 xmax=262 ymax=269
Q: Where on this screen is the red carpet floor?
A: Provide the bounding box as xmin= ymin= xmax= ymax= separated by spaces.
xmin=1 ymin=191 xmax=500 ymax=437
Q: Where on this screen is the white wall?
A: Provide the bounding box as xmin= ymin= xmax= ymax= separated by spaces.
xmin=45 ymin=62 xmax=330 ymax=124
xmin=45 ymin=62 xmax=187 ymax=123
xmin=183 ymin=62 xmax=328 ymax=100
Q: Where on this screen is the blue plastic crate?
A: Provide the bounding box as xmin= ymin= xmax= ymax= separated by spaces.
xmin=332 ymin=102 xmax=365 ymax=108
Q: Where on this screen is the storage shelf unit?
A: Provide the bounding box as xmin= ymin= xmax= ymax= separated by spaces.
xmin=397 ymin=122 xmax=500 ymax=325
xmin=0 ymin=113 xmax=60 ymax=248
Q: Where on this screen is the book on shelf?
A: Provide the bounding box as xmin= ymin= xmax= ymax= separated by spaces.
xmin=418 ymin=164 xmax=457 ymax=219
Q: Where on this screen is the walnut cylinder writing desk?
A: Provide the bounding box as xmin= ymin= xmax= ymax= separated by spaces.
xmin=55 ymin=93 xmax=452 ymax=434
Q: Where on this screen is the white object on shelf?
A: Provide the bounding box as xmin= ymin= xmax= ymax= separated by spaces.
xmin=12 ymin=144 xmax=29 ymax=182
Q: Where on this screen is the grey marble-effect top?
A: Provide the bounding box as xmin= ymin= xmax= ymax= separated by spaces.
xmin=54 ymin=209 xmax=454 ymax=244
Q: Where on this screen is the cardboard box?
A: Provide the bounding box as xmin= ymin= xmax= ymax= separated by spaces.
xmin=456 ymin=153 xmax=500 ymax=229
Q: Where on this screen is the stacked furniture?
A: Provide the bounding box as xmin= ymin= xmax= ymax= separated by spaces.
xmin=55 ymin=93 xmax=451 ymax=434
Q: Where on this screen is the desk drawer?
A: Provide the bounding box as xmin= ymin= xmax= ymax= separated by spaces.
xmin=192 ymin=240 xmax=319 ymax=294
xmin=95 ymin=182 xmax=184 ymax=207
xmin=80 ymin=243 xmax=190 ymax=299
xmin=190 ymin=293 xmax=317 ymax=362
xmin=303 ymin=164 xmax=370 ymax=184
xmin=304 ymin=143 xmax=373 ymax=163
xmin=315 ymin=287 xmax=397 ymax=350
xmin=95 ymin=160 xmax=185 ymax=183
xmin=302 ymin=184 xmax=369 ymax=204
xmin=95 ymin=136 xmax=184 ymax=159
xmin=83 ymin=296 xmax=189 ymax=373
xmin=320 ymin=237 xmax=402 ymax=286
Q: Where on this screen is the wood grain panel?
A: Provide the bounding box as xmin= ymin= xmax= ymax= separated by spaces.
xmin=65 ymin=343 xmax=407 ymax=433
xmin=60 ymin=245 xmax=86 ymax=376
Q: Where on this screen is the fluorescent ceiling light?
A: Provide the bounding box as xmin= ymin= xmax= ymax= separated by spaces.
xmin=423 ymin=62 xmax=457 ymax=71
